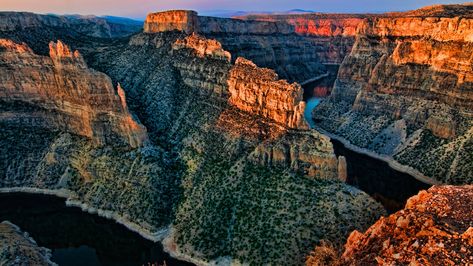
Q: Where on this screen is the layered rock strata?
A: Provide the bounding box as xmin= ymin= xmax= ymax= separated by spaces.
xmin=0 ymin=39 xmax=147 ymax=147
xmin=144 ymin=10 xmax=367 ymax=83
xmin=0 ymin=12 xmax=141 ymax=38
xmin=314 ymin=4 xmax=473 ymax=184
xmin=228 ymin=57 xmax=307 ymax=129
xmin=0 ymin=221 xmax=55 ymax=265
xmin=171 ymin=33 xmax=307 ymax=130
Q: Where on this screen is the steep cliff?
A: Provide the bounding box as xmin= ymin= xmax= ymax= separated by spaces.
xmin=0 ymin=39 xmax=147 ymax=148
xmin=143 ymin=10 xmax=366 ymax=83
xmin=0 ymin=221 xmax=55 ymax=265
xmin=314 ymin=4 xmax=473 ymax=184
xmin=228 ymin=57 xmax=307 ymax=129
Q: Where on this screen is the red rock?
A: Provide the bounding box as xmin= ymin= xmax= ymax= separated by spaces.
xmin=228 ymin=57 xmax=307 ymax=129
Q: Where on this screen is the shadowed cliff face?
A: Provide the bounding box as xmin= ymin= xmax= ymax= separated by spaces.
xmin=314 ymin=4 xmax=473 ymax=184
xmin=0 ymin=39 xmax=147 ymax=148
xmin=0 ymin=12 xmax=142 ymax=56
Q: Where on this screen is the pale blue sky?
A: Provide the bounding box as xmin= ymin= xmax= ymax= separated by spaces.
xmin=0 ymin=0 xmax=469 ymax=19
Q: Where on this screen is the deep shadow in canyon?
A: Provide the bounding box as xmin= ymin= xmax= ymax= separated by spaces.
xmin=303 ymin=66 xmax=431 ymax=213
xmin=0 ymin=193 xmax=193 ymax=266
xmin=331 ymin=140 xmax=431 ymax=213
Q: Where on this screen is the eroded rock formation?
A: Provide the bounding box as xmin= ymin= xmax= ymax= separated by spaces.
xmin=339 ymin=185 xmax=473 ymax=265
xmin=228 ymin=57 xmax=307 ymax=129
xmin=0 ymin=39 xmax=147 ymax=147
xmin=314 ymin=4 xmax=473 ymax=184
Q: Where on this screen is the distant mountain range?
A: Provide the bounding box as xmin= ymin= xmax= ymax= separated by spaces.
xmin=199 ymin=9 xmax=315 ymax=18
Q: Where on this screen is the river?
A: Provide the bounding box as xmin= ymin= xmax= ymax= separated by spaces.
xmin=0 ymin=193 xmax=192 ymax=266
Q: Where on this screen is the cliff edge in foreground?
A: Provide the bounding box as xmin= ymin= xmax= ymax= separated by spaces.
xmin=307 ymin=185 xmax=473 ymax=265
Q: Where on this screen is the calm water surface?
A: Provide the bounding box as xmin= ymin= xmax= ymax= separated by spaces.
xmin=0 ymin=193 xmax=193 ymax=266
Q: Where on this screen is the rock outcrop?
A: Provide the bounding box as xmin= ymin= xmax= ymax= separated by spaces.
xmin=228 ymin=57 xmax=307 ymax=129
xmin=0 ymin=39 xmax=147 ymax=147
xmin=314 ymin=4 xmax=473 ymax=184
xmin=0 ymin=221 xmax=55 ymax=265
xmin=339 ymin=185 xmax=473 ymax=265
xmin=250 ymin=130 xmax=338 ymax=178
xmin=172 ymin=33 xmax=231 ymax=61
xmin=171 ymin=33 xmax=308 ymax=129
xmin=144 ymin=10 xmax=198 ymax=34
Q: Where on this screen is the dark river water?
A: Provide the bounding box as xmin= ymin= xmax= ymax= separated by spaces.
xmin=0 ymin=193 xmax=193 ymax=266
xmin=302 ymin=66 xmax=431 ymax=213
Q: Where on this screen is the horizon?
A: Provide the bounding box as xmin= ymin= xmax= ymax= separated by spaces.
xmin=0 ymin=0 xmax=469 ymax=20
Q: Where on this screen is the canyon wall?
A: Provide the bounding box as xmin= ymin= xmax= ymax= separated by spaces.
xmin=171 ymin=33 xmax=308 ymax=130
xmin=228 ymin=57 xmax=307 ymax=129
xmin=0 ymin=39 xmax=147 ymax=147
xmin=0 ymin=12 xmax=142 ymax=55
xmin=144 ymin=10 xmax=366 ymax=83
xmin=314 ymin=4 xmax=473 ymax=184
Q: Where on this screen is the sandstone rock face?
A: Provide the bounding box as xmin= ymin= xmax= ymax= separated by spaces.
xmin=0 ymin=39 xmax=147 ymax=147
xmin=144 ymin=10 xmax=198 ymax=34
xmin=250 ymin=130 xmax=338 ymax=178
xmin=0 ymin=221 xmax=55 ymax=266
xmin=314 ymin=4 xmax=473 ymax=184
xmin=143 ymin=10 xmax=366 ymax=83
xmin=236 ymin=14 xmax=366 ymax=37
xmin=171 ymin=34 xmax=308 ymax=130
xmin=172 ymin=33 xmax=231 ymax=61
xmin=228 ymin=57 xmax=307 ymax=129
xmin=339 ymin=185 xmax=473 ymax=265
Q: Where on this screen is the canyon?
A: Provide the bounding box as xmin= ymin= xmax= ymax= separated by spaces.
xmin=0 ymin=3 xmax=472 ymax=266
xmin=0 ymin=8 xmax=383 ymax=266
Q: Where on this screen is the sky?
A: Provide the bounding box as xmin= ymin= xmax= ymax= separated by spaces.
xmin=0 ymin=0 xmax=469 ymax=19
